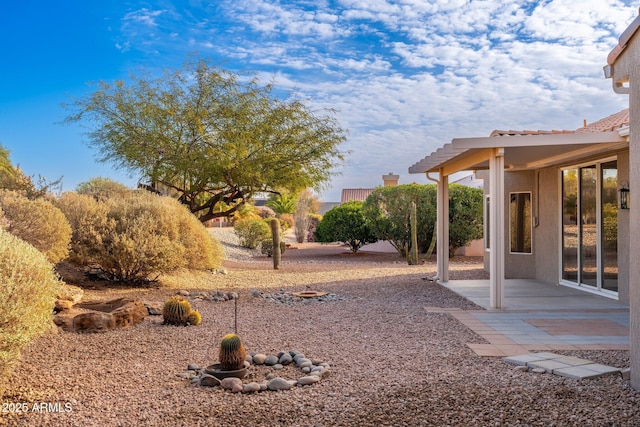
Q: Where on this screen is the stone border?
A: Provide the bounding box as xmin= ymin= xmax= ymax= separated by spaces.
xmin=180 ymin=350 xmax=331 ymax=393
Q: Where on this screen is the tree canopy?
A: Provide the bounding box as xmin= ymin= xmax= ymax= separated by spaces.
xmin=314 ymin=201 xmax=377 ymax=253
xmin=64 ymin=60 xmax=347 ymax=222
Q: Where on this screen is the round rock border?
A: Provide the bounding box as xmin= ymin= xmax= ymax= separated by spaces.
xmin=180 ymin=350 xmax=331 ymax=393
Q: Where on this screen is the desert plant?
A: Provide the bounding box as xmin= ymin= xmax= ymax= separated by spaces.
xmin=0 ymin=229 xmax=60 ymax=397
xmin=56 ymin=191 xmax=223 ymax=284
xmin=234 ymin=217 xmax=271 ymax=249
xmin=219 ymin=333 xmax=247 ymax=371
xmin=162 ymin=296 xmax=195 ymax=326
xmin=187 ymin=310 xmax=202 ymax=326
xmin=76 ymin=177 xmax=131 ymax=201
xmin=314 ymin=201 xmax=378 ymax=253
xmin=270 ymin=218 xmax=281 ymax=270
xmin=278 ymin=213 xmax=295 ymax=229
xmin=408 ymin=201 xmax=419 ymax=265
xmin=0 ymin=190 xmax=72 ymax=264
xmin=260 ymin=239 xmax=286 ymax=257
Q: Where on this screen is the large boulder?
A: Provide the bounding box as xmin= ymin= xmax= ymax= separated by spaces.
xmin=55 ymin=298 xmax=148 ymax=333
xmin=72 ymin=312 xmax=116 ymax=333
xmin=76 ymin=298 xmax=147 ymax=328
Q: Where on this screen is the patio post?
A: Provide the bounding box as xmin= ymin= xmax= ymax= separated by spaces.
xmin=437 ymin=170 xmax=449 ymax=282
xmin=489 ymin=148 xmax=505 ymax=309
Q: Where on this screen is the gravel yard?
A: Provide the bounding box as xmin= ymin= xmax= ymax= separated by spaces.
xmin=2 ymin=228 xmax=638 ymax=426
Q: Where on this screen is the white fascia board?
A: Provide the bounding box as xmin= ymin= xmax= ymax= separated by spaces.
xmin=452 ymin=131 xmax=624 ymax=149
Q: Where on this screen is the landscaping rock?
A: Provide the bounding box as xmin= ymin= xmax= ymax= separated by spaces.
xmin=199 ymin=374 xmax=221 ymax=387
xmin=253 ymin=353 xmax=267 ymax=365
xmin=297 ymin=376 xmax=320 ymax=386
xmin=279 ymin=353 xmax=293 ymax=365
xmin=220 ymin=377 xmax=243 ymax=393
xmin=264 ymin=355 xmax=279 ymax=366
xmin=242 ymin=382 xmax=261 ymax=393
xmin=267 ymin=377 xmax=291 ymax=391
xmin=72 ymin=312 xmax=116 ymax=333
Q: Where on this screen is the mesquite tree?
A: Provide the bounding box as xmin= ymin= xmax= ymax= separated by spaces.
xmin=64 ymin=59 xmax=346 ymax=222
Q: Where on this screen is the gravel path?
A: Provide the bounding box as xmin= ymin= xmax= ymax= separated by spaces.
xmin=2 ymin=229 xmax=638 ymax=426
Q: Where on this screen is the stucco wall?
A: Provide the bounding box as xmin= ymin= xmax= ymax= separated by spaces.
xmin=610 ymin=29 xmax=640 ymax=390
xmin=617 ymin=150 xmax=630 ymax=304
xmin=503 ymin=170 xmax=537 ymax=279
xmin=533 ymin=168 xmax=561 ymax=284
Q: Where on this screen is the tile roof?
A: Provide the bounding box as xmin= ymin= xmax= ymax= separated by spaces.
xmin=489 ymin=108 xmax=629 ymax=137
xmin=490 ymin=129 xmax=574 ymax=137
xmin=340 ymin=188 xmax=374 ymax=204
xmin=575 ymin=108 xmax=629 ymax=133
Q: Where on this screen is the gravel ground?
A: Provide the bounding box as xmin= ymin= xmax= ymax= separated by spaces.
xmin=2 ymin=228 xmax=638 ymax=426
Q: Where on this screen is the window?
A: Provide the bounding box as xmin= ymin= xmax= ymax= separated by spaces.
xmin=509 ymin=192 xmax=531 ymax=254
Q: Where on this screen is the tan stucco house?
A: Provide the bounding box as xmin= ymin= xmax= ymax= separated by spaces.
xmin=410 ymin=23 xmax=640 ymax=388
xmin=604 ymin=9 xmax=640 ymax=391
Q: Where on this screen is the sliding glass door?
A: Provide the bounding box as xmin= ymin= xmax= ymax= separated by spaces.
xmin=561 ymin=160 xmax=618 ymax=294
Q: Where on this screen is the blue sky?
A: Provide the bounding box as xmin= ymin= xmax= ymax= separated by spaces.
xmin=0 ymin=1 xmax=636 ymax=201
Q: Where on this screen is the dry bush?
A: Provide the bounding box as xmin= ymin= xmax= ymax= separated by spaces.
xmin=0 ymin=229 xmax=60 ymax=397
xmin=56 ymin=191 xmax=222 ymax=283
xmin=234 ymin=217 xmax=271 ymax=249
xmin=0 ymin=190 xmax=72 ymax=263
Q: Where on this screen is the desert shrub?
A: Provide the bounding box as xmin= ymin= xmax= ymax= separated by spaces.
xmin=0 ymin=229 xmax=60 ymax=397
xmin=56 ymin=191 xmax=222 ymax=283
xmin=233 ymin=203 xmax=261 ymax=222
xmin=314 ymin=201 xmax=377 ymax=253
xmin=448 ymin=184 xmax=484 ymax=257
xmin=306 ymin=213 xmax=322 ymax=242
xmin=260 ymin=239 xmax=286 ymax=257
xmin=278 ymin=213 xmax=295 ymax=230
xmin=76 ymin=177 xmax=131 ymax=201
xmin=0 ymin=190 xmax=72 ymax=263
xmin=234 ymin=217 xmax=271 ymax=249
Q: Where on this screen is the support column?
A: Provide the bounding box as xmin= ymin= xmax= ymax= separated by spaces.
xmin=628 ymin=70 xmax=640 ymax=391
xmin=489 ymin=148 xmax=505 ymax=309
xmin=437 ymin=171 xmax=449 ymax=282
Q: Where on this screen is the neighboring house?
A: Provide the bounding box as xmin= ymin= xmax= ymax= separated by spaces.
xmin=605 ymin=10 xmax=640 ymax=391
xmin=340 ymin=172 xmax=400 ymax=204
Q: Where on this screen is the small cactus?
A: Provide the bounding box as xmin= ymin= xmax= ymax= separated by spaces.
xmin=219 ymin=333 xmax=246 ymax=371
xmin=162 ymin=296 xmax=193 ymax=326
xmin=187 ymin=310 xmax=202 ymax=326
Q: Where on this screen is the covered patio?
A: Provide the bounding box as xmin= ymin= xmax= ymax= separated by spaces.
xmin=428 ymin=278 xmax=629 ymax=357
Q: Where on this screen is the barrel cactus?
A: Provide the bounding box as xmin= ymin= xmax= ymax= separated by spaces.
xmin=187 ymin=310 xmax=202 ymax=326
xmin=162 ymin=296 xmax=195 ymax=326
xmin=219 ymin=333 xmax=247 ymax=371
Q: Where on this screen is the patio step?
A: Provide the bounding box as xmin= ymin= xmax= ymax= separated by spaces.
xmin=504 ymin=352 xmax=624 ymax=380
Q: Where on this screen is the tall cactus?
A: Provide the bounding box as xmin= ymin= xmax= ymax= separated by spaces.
xmin=271 ymin=218 xmax=281 ymax=270
xmin=219 ymin=333 xmax=247 ymax=371
xmin=408 ymin=201 xmax=419 ymax=265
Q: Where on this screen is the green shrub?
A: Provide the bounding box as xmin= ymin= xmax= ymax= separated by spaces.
xmin=234 ymin=217 xmax=271 ymax=249
xmin=56 ymin=191 xmax=223 ymax=283
xmin=0 ymin=190 xmax=72 ymax=264
xmin=0 ymin=229 xmax=60 ymax=397
xmin=314 ymin=201 xmax=378 ymax=253
xmin=260 ymin=239 xmax=286 ymax=257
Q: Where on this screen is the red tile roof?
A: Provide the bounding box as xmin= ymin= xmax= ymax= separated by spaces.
xmin=340 ymin=188 xmax=374 ymax=204
xmin=489 ymin=108 xmax=629 ymax=137
xmin=575 ymin=108 xmax=629 ymax=133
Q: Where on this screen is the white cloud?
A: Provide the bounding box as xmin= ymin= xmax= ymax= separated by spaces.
xmin=112 ymin=0 xmax=638 ymax=200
